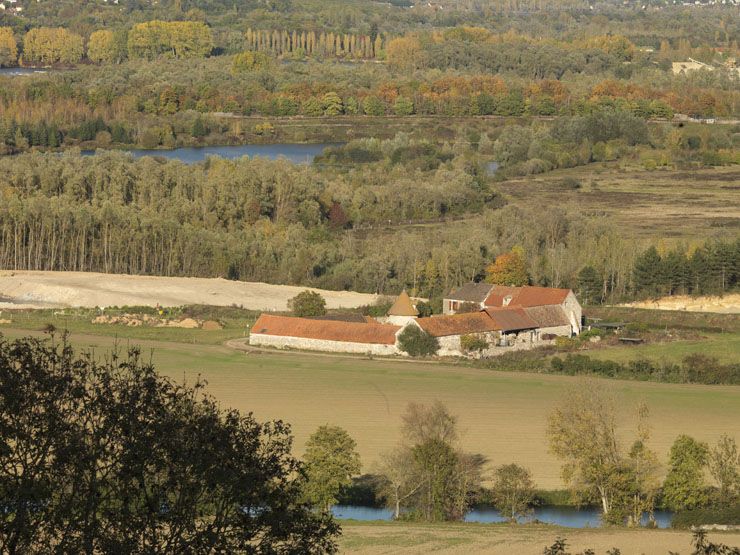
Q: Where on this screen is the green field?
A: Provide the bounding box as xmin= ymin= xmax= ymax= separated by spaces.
xmin=1 ymin=323 xmax=737 ymax=490
xmin=586 ymin=332 xmax=740 ymax=364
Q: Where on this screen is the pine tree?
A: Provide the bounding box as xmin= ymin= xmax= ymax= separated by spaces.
xmin=632 ymin=246 xmax=661 ymax=297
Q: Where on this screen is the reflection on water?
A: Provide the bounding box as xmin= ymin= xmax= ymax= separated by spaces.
xmin=83 ymin=143 xmax=340 ymax=164
xmin=331 ymin=505 xmax=673 ymax=529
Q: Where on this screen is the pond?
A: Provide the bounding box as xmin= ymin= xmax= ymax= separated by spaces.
xmin=0 ymin=67 xmax=51 ymax=77
xmin=331 ymin=505 xmax=674 ymax=529
xmin=83 ymin=143 xmax=341 ymax=165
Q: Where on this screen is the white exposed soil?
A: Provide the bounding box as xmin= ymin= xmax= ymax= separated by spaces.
xmin=621 ymin=293 xmax=740 ymax=314
xmin=0 ymin=271 xmax=378 ymax=311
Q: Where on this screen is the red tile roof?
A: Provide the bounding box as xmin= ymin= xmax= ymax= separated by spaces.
xmin=484 ymin=285 xmax=571 ymax=308
xmin=523 ymin=305 xmax=571 ymax=328
xmin=484 ymin=307 xmax=538 ymax=332
xmin=250 ymin=314 xmax=400 ymax=345
xmin=483 ymin=286 xmax=520 ymax=308
xmin=415 ymin=312 xmax=498 ymax=337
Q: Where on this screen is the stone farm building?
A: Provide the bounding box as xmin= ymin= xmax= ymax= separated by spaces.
xmin=249 ymin=284 xmax=582 ymax=358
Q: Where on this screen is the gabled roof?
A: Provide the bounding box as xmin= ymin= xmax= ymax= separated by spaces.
xmin=484 ymin=307 xmax=538 ymax=332
xmin=483 ymin=285 xmax=520 ymax=308
xmin=484 ymin=285 xmax=572 ymax=308
xmin=445 ymin=282 xmax=494 ymax=303
xmin=309 ymin=313 xmax=368 ymax=323
xmin=415 ymin=312 xmax=498 ymax=337
xmin=523 ymin=305 xmax=571 ymax=328
xmin=388 ymin=290 xmax=419 ymax=317
xmin=251 ymin=314 xmax=400 ymax=345
xmin=509 ymin=286 xmax=571 ymax=308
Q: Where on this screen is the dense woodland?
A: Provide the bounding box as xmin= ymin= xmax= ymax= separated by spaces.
xmin=0 ymin=0 xmax=737 ymax=302
xmin=0 ymin=140 xmax=736 ymax=301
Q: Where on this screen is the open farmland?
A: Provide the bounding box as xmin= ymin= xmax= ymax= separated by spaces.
xmin=497 ymin=164 xmax=740 ymax=242
xmin=339 ymin=522 xmax=740 ymax=555
xmin=1 ymin=327 xmax=737 ymax=490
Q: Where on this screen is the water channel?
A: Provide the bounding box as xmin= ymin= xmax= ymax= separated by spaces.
xmin=331 ymin=505 xmax=673 ymax=528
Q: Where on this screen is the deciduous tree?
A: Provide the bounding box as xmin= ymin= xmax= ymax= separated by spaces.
xmin=303 ymin=425 xmax=362 ymax=512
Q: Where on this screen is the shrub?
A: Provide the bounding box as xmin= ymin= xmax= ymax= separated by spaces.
xmin=397 ymin=325 xmax=439 ymax=357
xmin=671 ymin=504 xmax=740 ymax=529
xmin=288 ymin=290 xmax=326 ymax=317
xmin=461 ymin=334 xmax=488 ymax=353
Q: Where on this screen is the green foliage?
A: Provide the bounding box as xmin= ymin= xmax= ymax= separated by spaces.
xmin=549 ymin=354 xmax=740 ymax=386
xmin=671 ymin=504 xmax=740 ymax=529
xmin=491 ymin=464 xmax=535 ymax=522
xmin=303 ymin=425 xmax=362 ymax=512
xmin=232 ymin=50 xmax=271 ymax=73
xmin=662 ymin=435 xmax=711 ymax=512
xmin=288 ymin=290 xmax=327 ymax=318
xmin=708 ymin=435 xmax=740 ymax=504
xmin=460 ymin=334 xmax=488 ymax=353
xmin=0 ymin=334 xmax=339 ymax=552
xmin=577 ymin=266 xmax=603 ymax=306
xmin=128 ymin=20 xmax=213 ymax=60
xmin=397 ymin=325 xmax=439 ymax=357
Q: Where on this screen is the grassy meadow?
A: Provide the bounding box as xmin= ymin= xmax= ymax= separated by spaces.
xmin=1 ymin=319 xmax=738 ymax=490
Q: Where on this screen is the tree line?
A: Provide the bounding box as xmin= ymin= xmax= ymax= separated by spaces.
xmin=0 ymin=21 xmax=213 ymax=66
xmin=243 ymin=27 xmax=383 ymax=60
xmin=300 ymin=386 xmax=738 ymax=529
xmin=0 ymin=148 xmax=736 ymax=301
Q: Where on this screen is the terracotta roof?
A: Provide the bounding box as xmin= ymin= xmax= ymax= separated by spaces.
xmin=484 ymin=307 xmax=538 ymax=332
xmin=483 ymin=285 xmax=520 ymax=308
xmin=446 ymin=282 xmax=494 ymax=303
xmin=388 ymin=290 xmax=419 ymax=317
xmin=523 ymin=305 xmax=571 ymax=328
xmin=309 ymin=313 xmax=368 ymax=323
xmin=415 ymin=312 xmax=498 ymax=337
xmin=251 ymin=314 xmax=400 ymax=345
xmin=510 ymin=286 xmax=571 ymax=308
xmin=484 ymin=285 xmax=572 ymax=308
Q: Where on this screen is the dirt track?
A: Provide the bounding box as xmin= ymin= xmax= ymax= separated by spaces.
xmin=0 ymin=271 xmax=378 ymax=311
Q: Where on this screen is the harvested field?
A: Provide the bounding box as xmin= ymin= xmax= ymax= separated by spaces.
xmin=0 ymin=271 xmax=378 ymax=311
xmin=1 ymin=328 xmax=737 ymax=490
xmin=339 ymin=521 xmax=740 ymax=554
xmin=497 ymin=164 xmax=740 ymax=241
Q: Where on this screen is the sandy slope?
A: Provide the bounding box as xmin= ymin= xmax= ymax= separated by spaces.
xmin=622 ymin=293 xmax=740 ymax=314
xmin=0 ymin=271 xmax=378 ymax=311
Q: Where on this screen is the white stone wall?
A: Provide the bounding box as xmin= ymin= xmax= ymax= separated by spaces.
xmin=249 ymin=333 xmax=400 ymax=356
xmin=537 ymin=325 xmax=573 ymax=339
xmin=562 ymin=292 xmax=582 ymax=335
xmin=386 ymin=315 xmax=418 ymax=326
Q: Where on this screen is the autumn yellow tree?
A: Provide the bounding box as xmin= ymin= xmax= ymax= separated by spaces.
xmin=128 ymin=21 xmax=212 ymax=60
xmin=23 ymin=28 xmax=84 ymax=65
xmin=485 ymin=246 xmax=529 ymax=286
xmin=88 ymin=30 xmax=116 ymax=64
xmin=0 ymin=27 xmax=18 ymax=67
xmin=386 ymin=35 xmax=424 ymax=72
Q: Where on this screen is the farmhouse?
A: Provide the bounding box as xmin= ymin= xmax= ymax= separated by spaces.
xmin=444 ymin=283 xmax=582 ymax=336
xmin=248 ymin=284 xmax=582 ymax=357
xmin=249 ymin=313 xmax=402 ymax=355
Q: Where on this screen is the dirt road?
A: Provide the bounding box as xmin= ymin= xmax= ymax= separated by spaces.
xmin=0 ymin=271 xmax=378 ymax=311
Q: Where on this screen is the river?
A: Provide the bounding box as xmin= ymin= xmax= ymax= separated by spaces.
xmin=331 ymin=505 xmax=674 ymax=528
xmin=82 ymin=143 xmax=340 ymax=164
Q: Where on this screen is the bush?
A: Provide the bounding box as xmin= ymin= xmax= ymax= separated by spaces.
xmin=671 ymin=504 xmax=740 ymax=529
xmin=288 ymin=290 xmax=326 ymax=317
xmin=397 ymin=325 xmax=439 ymax=357
xmin=461 ymin=334 xmax=488 ymax=353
